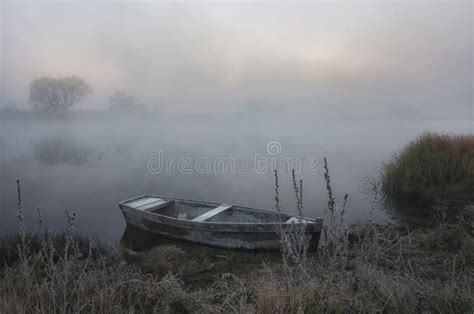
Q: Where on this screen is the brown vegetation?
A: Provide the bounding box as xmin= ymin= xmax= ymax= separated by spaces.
xmin=1 ymin=214 xmax=472 ymax=313
xmin=382 ymin=133 xmax=474 ymax=217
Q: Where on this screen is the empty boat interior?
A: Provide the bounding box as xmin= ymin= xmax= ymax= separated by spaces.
xmin=123 ymin=196 xmax=289 ymax=223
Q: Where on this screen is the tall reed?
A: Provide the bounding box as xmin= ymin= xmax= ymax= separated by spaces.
xmin=273 ymin=170 xmax=310 ymax=276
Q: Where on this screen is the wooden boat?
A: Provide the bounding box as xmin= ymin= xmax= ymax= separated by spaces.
xmin=118 ymin=195 xmax=323 ymax=251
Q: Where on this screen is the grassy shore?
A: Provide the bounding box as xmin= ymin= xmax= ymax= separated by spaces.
xmin=1 ymin=136 xmax=473 ymax=313
xmin=0 ymin=211 xmax=473 ymax=313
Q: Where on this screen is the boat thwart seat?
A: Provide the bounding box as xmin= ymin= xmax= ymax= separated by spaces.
xmin=126 ymin=197 xmax=173 ymax=211
xmin=191 ymin=204 xmax=232 ymax=222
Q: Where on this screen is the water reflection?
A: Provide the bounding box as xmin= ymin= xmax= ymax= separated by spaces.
xmin=33 ymin=136 xmax=92 ymax=166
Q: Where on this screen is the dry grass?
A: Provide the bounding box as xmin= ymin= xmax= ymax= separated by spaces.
xmin=0 ymin=232 xmax=222 ymax=313
xmin=2 ymin=218 xmax=472 ymax=313
xmin=382 ymin=132 xmax=474 ymax=217
xmin=250 ymin=218 xmax=474 ymax=313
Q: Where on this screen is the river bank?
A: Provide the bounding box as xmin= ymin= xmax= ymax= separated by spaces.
xmin=1 ymin=205 xmax=472 ymax=313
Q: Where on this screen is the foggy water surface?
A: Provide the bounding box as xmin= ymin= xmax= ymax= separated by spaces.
xmin=0 ymin=113 xmax=471 ymax=242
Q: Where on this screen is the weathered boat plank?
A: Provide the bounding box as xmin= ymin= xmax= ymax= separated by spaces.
xmin=126 ymin=197 xmax=161 ymax=208
xmin=191 ymin=204 xmax=232 ymax=222
xmin=138 ymin=199 xmax=171 ymax=211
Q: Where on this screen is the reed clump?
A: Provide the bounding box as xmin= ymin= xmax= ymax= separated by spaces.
xmin=382 ymin=132 xmax=474 ymax=217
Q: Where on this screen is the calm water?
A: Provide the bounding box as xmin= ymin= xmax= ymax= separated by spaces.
xmin=0 ymin=112 xmax=471 ymax=242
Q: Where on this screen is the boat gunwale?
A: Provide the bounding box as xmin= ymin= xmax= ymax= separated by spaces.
xmin=119 ymin=195 xmax=323 ymax=227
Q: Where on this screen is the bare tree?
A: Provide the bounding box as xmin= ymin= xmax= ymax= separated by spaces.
xmin=29 ymin=76 xmax=93 ymax=111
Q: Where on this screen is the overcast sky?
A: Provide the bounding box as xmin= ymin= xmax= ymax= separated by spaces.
xmin=0 ymin=1 xmax=472 ymax=117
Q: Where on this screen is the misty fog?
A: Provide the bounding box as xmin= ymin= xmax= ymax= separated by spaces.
xmin=0 ymin=2 xmax=472 ymax=241
xmin=1 ymin=112 xmax=470 ymax=241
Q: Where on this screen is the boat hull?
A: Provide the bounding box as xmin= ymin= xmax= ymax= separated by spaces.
xmin=120 ymin=205 xmax=322 ymax=251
